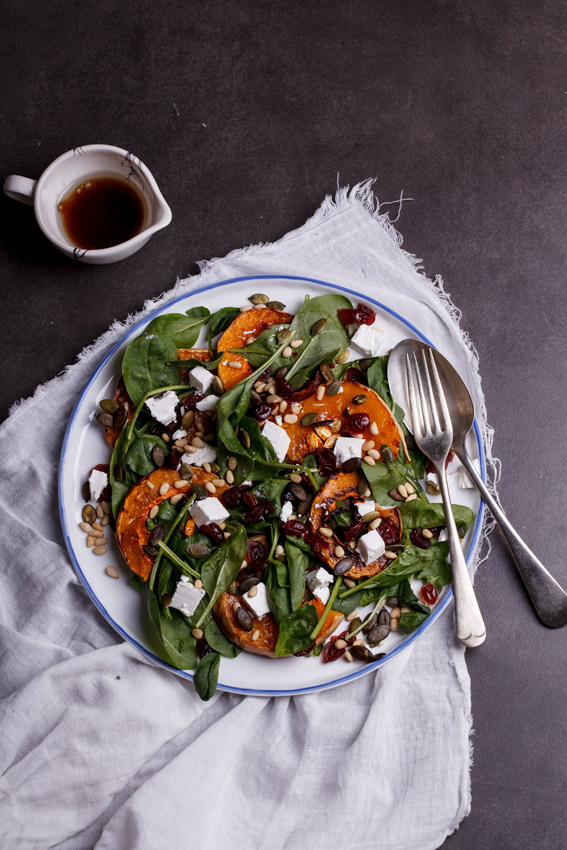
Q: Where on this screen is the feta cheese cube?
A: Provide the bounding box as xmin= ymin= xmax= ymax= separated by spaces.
xmin=350 ymin=322 xmax=385 ymax=358
xmin=262 ymin=419 xmax=290 ymax=462
xmin=356 ymin=529 xmax=386 ymax=565
xmin=170 ymin=577 xmax=206 ymax=617
xmin=306 ymin=567 xmax=334 ymax=593
xmin=355 ymin=499 xmax=376 ymax=518
xmin=88 ymin=468 xmax=108 ymax=501
xmin=195 ymin=394 xmax=218 ymax=412
xmin=243 ymin=582 xmax=272 ymax=618
xmin=189 ymin=365 xmax=214 ymax=394
xmin=145 ymin=390 xmax=179 ymax=425
xmin=189 ymin=496 xmax=230 ymax=528
xmin=172 ymin=428 xmax=187 ymax=440
xmin=280 ymin=500 xmax=293 ymax=523
xmin=334 ymin=436 xmax=364 ymax=466
xmin=426 ymin=471 xmax=439 ymax=489
xmin=313 ymin=585 xmax=330 ymax=605
xmin=438 ymin=528 xmax=448 ymax=543
xmin=180 ymin=445 xmax=217 ymax=468
xmin=456 ymin=458 xmax=480 ymax=489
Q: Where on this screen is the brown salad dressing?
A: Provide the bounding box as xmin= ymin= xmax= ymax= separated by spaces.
xmin=58 ymin=176 xmax=145 ymax=250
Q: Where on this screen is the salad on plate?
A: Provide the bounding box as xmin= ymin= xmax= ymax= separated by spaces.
xmin=78 ymin=290 xmax=475 ymax=700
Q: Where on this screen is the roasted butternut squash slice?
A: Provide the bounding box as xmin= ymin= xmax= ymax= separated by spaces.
xmin=309 ymin=471 xmax=402 ymax=579
xmin=213 ymin=594 xmax=342 ymax=657
xmin=116 ymin=467 xmax=227 ymax=582
xmin=276 ymin=381 xmax=406 ymax=463
xmin=176 ymin=348 xmax=212 ymax=362
xmin=216 ymin=307 xmax=293 ymax=390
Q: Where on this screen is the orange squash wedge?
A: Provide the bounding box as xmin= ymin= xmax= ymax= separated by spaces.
xmin=176 ymin=348 xmax=212 ymax=362
xmin=275 ymin=381 xmax=406 ymax=463
xmin=116 ymin=467 xmax=227 ymax=582
xmin=309 ymin=471 xmax=402 ymax=579
xmin=213 ymin=594 xmax=342 ymax=657
xmin=216 ymin=307 xmax=293 ymax=390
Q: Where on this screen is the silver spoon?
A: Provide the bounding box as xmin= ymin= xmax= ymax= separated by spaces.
xmin=388 ymin=338 xmax=567 ymax=629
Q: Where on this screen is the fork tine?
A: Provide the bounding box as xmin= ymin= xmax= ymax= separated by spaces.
xmin=420 ymin=349 xmax=443 ymax=433
xmin=427 ymin=348 xmax=452 ymax=434
xmin=405 ymin=353 xmax=425 ymax=436
xmin=412 ymin=351 xmax=433 ymax=434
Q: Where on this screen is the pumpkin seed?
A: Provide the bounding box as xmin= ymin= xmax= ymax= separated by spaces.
xmin=334 ymin=556 xmax=354 ymax=575
xmin=346 ymin=323 xmax=358 ymax=338
xmin=388 ymin=488 xmax=405 ymax=501
xmin=327 ymin=380 xmax=341 ymax=396
xmin=179 ymin=463 xmax=193 ymax=482
xmin=267 ymin=300 xmax=285 ymax=311
xmin=240 ymin=429 xmax=251 ymax=449
xmin=181 ymin=410 xmax=195 ymax=430
xmin=320 ymin=363 xmax=334 ymax=382
xmin=276 ymin=365 xmax=288 ymax=378
xmin=289 ymin=482 xmax=307 ymax=501
xmin=238 ymin=576 xmax=260 ymax=595
xmin=361 ymin=510 xmax=381 ymax=522
xmin=82 ymin=504 xmax=96 ymax=524
xmin=300 ymin=412 xmax=318 ymax=427
xmin=357 ymin=479 xmax=371 ymax=498
xmin=347 ymin=617 xmax=363 ymax=636
xmin=336 ymin=349 xmax=350 ymax=364
xmin=160 ymin=593 xmax=172 ymax=607
xmin=351 ymin=394 xmax=367 ymax=405
xmin=377 ymin=608 xmax=390 ymax=626
xmin=100 ymin=398 xmax=118 ymax=414
xmin=151 ymin=444 xmax=165 ymax=467
xmin=95 ymin=411 xmax=114 ymax=428
xmin=342 ymin=457 xmax=362 ymax=473
xmin=386 ymin=595 xmax=399 ymax=607
xmin=236 ymin=607 xmax=253 ymax=631
xmin=190 ymin=482 xmax=208 ymax=500
xmin=249 ymin=293 xmax=269 ymax=304
xmin=113 ymin=405 xmax=128 ymax=430
xmin=358 ymin=358 xmax=372 ymax=371
xmin=367 ymin=624 xmax=390 ymax=646
xmin=362 ymin=613 xmax=378 ymax=633
xmin=212 ymin=375 xmax=224 ymax=396
xmin=143 ymin=544 xmax=159 ymax=558
xmin=149 ymin=524 xmax=166 ymax=547
xmin=297 ymin=498 xmax=311 ymax=516
xmin=81 ymin=481 xmax=91 ymax=502
xmin=311 ymin=318 xmax=327 ymax=335
xmin=351 ymin=644 xmax=372 ymax=663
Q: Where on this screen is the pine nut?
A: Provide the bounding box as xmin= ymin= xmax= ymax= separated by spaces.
xmin=284 ymin=414 xmax=298 ymax=424
xmin=161 ymin=433 xmax=170 ymax=443
xmin=185 ymin=445 xmax=198 ymax=454
xmin=405 ymin=493 xmax=418 ymax=502
xmin=228 ymin=361 xmax=242 ymax=369
xmin=353 ymin=638 xmax=365 ymax=647
xmin=390 ymin=607 xmax=401 ymax=619
xmin=248 ymin=585 xmax=258 ymax=598
xmin=106 ymin=565 xmax=119 ymax=579
xmin=362 ymin=440 xmax=375 ymax=451
xmin=400 ymin=606 xmax=411 ymax=614
xmin=335 ymin=639 xmax=347 ymax=650
xmin=279 ymin=400 xmax=288 ymax=413
xmin=194 ymin=579 xmax=203 ymax=590
xmin=384 ymin=551 xmax=397 ymax=559
xmin=228 ymin=456 xmax=237 ymax=470
xmin=265 ymin=394 xmax=279 ymax=404
xmin=275 ymin=544 xmax=285 ymax=559
xmin=192 ymin=628 xmax=204 ymax=639
xmin=290 ymin=473 xmax=302 ymax=483
xmin=149 ymin=505 xmax=159 ymax=519
xmin=346 ymin=610 xmax=358 ymax=621
xmin=282 ymin=346 xmax=293 ymax=358
xmin=240 ymin=304 xmax=253 ymax=312
xmin=251 ymin=629 xmax=260 ymax=641
xmin=390 ymin=618 xmax=399 ymax=632
xmin=86 ymin=536 xmax=96 ymax=547
xmin=204 ymin=482 xmax=216 ymax=494
xmin=90 ymin=529 xmax=104 ymax=538
xmin=344 ymin=578 xmax=356 ymax=588
xmin=158 ymin=483 xmax=169 ymax=496
xmin=219 ymin=522 xmax=226 ymax=530
xmin=370 ymin=422 xmax=379 ymax=435
xmin=174 ymin=479 xmax=187 ymax=489
xmin=367 ymin=448 xmax=380 ymax=460
xmin=93 ymin=547 xmax=107 ymax=555
xmin=422 ymin=528 xmax=433 ymax=539
xmin=369 ymin=517 xmax=382 ymax=530
xmin=170 ymin=493 xmax=183 ymax=505
xmin=335 ymin=545 xmax=345 ymax=557
xmin=97 ymin=536 xmax=108 ymax=546
xmin=175 ymin=438 xmax=188 ymax=449
xmin=316 ymin=385 xmax=326 ymax=401
xmin=398 ymin=483 xmax=408 ymax=499
xmin=147 ymin=481 xmax=156 ymax=488
xmin=336 ymin=350 xmax=350 ymax=364
xmin=92 ymin=521 xmax=104 ymax=532
xmin=405 ymin=481 xmax=415 ymax=494
xmin=79 ymin=521 xmax=93 ymax=533
xmin=223 ymin=531 xmax=231 ymax=539
xmin=203 ymin=461 xmax=212 ymax=473
xmin=291 ymin=403 xmax=301 ymax=414
xmin=319 ymin=527 xmax=333 ymax=538
xmin=254 ymin=303 xmax=265 ymax=310
xmin=344 ymin=650 xmax=353 ymax=662
xmin=101 ymin=501 xmax=111 ymax=514
xmin=225 ymin=470 xmax=235 ymax=484
xmin=96 ymin=504 xmax=104 ymax=519
xmin=213 ymin=478 xmax=225 ymax=487
xmin=246 ymin=337 xmax=257 ymax=345
xmin=233 ymin=601 xmax=241 ymax=613
xmin=192 ymin=437 xmax=205 ymax=448
xmin=349 ymin=540 xmax=356 ymax=549
xmin=290 ymin=339 xmax=303 ymax=348
xmin=363 ymin=456 xmax=376 ymax=466
xmin=255 ymin=381 xmax=266 ymax=392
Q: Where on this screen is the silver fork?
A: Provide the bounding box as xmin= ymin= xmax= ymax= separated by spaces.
xmin=406 ymin=348 xmax=487 ymax=648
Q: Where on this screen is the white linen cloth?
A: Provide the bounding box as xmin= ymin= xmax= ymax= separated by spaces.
xmin=0 ymin=180 xmax=498 ymax=850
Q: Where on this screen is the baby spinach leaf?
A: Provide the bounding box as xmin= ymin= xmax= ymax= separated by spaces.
xmin=399 ymin=610 xmax=429 ymax=633
xmin=365 ymin=356 xmax=394 ymax=407
xmin=265 ymin=560 xmax=292 ymax=624
xmin=122 ymin=333 xmax=180 ymax=405
xmin=204 ymin=620 xmax=241 ymax=658
xmin=196 ymin=526 xmax=248 ymax=626
xmin=229 ymin=323 xmax=290 ymax=368
xmin=400 ymin=501 xmax=474 ymax=542
xmin=194 ymin=651 xmax=221 ymax=700
xmin=124 ymin=434 xmax=168 ymax=477
xmin=362 ymin=458 xmax=411 ymax=506
xmin=274 ymin=603 xmax=319 ymax=656
xmin=284 ymin=294 xmax=352 ymax=388
xmin=285 ymin=540 xmax=308 ymax=611
xmin=207 ymin=306 xmax=240 ymax=351
xmin=145 ymin=586 xmax=197 ymax=670
xmin=145 ymin=307 xmax=210 ymax=348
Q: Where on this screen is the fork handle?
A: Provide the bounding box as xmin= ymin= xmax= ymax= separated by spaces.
xmin=436 ymin=463 xmax=487 ymax=648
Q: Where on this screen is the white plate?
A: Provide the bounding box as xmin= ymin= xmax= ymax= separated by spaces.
xmin=59 ymin=274 xmax=485 ymax=696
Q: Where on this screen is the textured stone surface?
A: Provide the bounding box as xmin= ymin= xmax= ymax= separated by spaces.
xmin=1 ymin=1 xmax=566 ymax=846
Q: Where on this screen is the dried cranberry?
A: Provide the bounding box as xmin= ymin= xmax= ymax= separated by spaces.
xmin=258 ymin=367 xmax=272 ymax=381
xmin=316 ymin=446 xmax=337 ymax=477
xmin=200 ymin=522 xmax=225 ymax=545
xmin=420 ymin=582 xmax=439 ymax=605
xmin=181 ymin=392 xmax=205 ymax=410
xmin=246 ymin=539 xmax=268 ymax=569
xmin=167 ymin=448 xmax=183 ymax=469
xmin=378 ymin=517 xmax=400 ymax=546
xmin=243 ymin=501 xmax=275 ymax=523
xmin=281 ymin=520 xmax=307 ymax=537
xmin=221 ymin=486 xmax=243 ymax=509
xmin=197 ymin=638 xmax=214 ymax=658
xmin=344 ymin=412 xmax=370 ymax=433
xmin=294 ymin=642 xmax=316 ymax=657
xmin=425 ymin=454 xmax=453 ymax=475
xmin=342 ymin=520 xmax=365 ymax=542
xmin=410 ymin=528 xmax=431 ymax=549
xmin=337 ymin=303 xmax=376 ymax=329
xmin=275 ymin=376 xmax=293 ymax=397
xmin=429 ymin=526 xmax=442 ymax=538
xmin=251 ymin=403 xmax=272 ymax=422
xmin=306 ymin=532 xmax=326 ymax=554
xmin=322 ymin=630 xmax=354 ymax=663
xmin=242 ymin=491 xmax=258 ymax=507
xmin=345 ymin=366 xmax=366 ymax=384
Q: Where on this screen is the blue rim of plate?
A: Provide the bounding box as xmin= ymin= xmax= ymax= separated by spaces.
xmin=59 ymin=273 xmax=486 ymax=697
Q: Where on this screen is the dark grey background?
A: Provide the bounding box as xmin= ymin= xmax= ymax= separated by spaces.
xmin=1 ymin=1 xmax=566 ymax=847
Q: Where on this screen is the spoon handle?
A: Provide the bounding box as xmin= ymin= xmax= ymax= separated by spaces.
xmin=436 ymin=463 xmax=487 ymax=647
xmin=458 ymin=451 xmax=567 ymax=628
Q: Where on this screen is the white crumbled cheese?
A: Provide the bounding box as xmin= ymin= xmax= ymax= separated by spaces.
xmin=355 ymin=499 xmax=376 ymax=518
xmin=426 ymin=471 xmax=439 ymax=489
xmin=88 ymin=468 xmax=108 ymax=501
xmin=172 ymin=428 xmax=187 ymax=440
xmin=437 ymin=528 xmax=448 ymax=543
xmin=306 ymin=567 xmax=334 ymax=593
xmin=195 ymin=394 xmax=218 ymax=412
xmin=180 ymin=445 xmax=217 ymax=468
xmin=280 ymin=500 xmax=293 ymax=523
xmin=350 ymin=322 xmax=385 ymax=358
xmin=262 ymin=419 xmax=290 ymax=462
xmin=244 ymin=582 xmax=272 ymax=618
xmin=145 ymin=390 xmax=179 ymax=425
xmin=275 ymin=415 xmax=283 ymax=425
xmin=170 ymin=577 xmax=206 ymax=617
xmin=313 ymin=585 xmax=330 ymax=604
xmin=456 ymin=458 xmax=480 ymax=489
xmin=189 ymin=365 xmax=214 ymax=394
xmin=356 ymin=529 xmax=386 ymax=565
xmin=334 ymin=436 xmax=364 ymax=465
xmin=189 ymin=497 xmax=230 ymax=528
